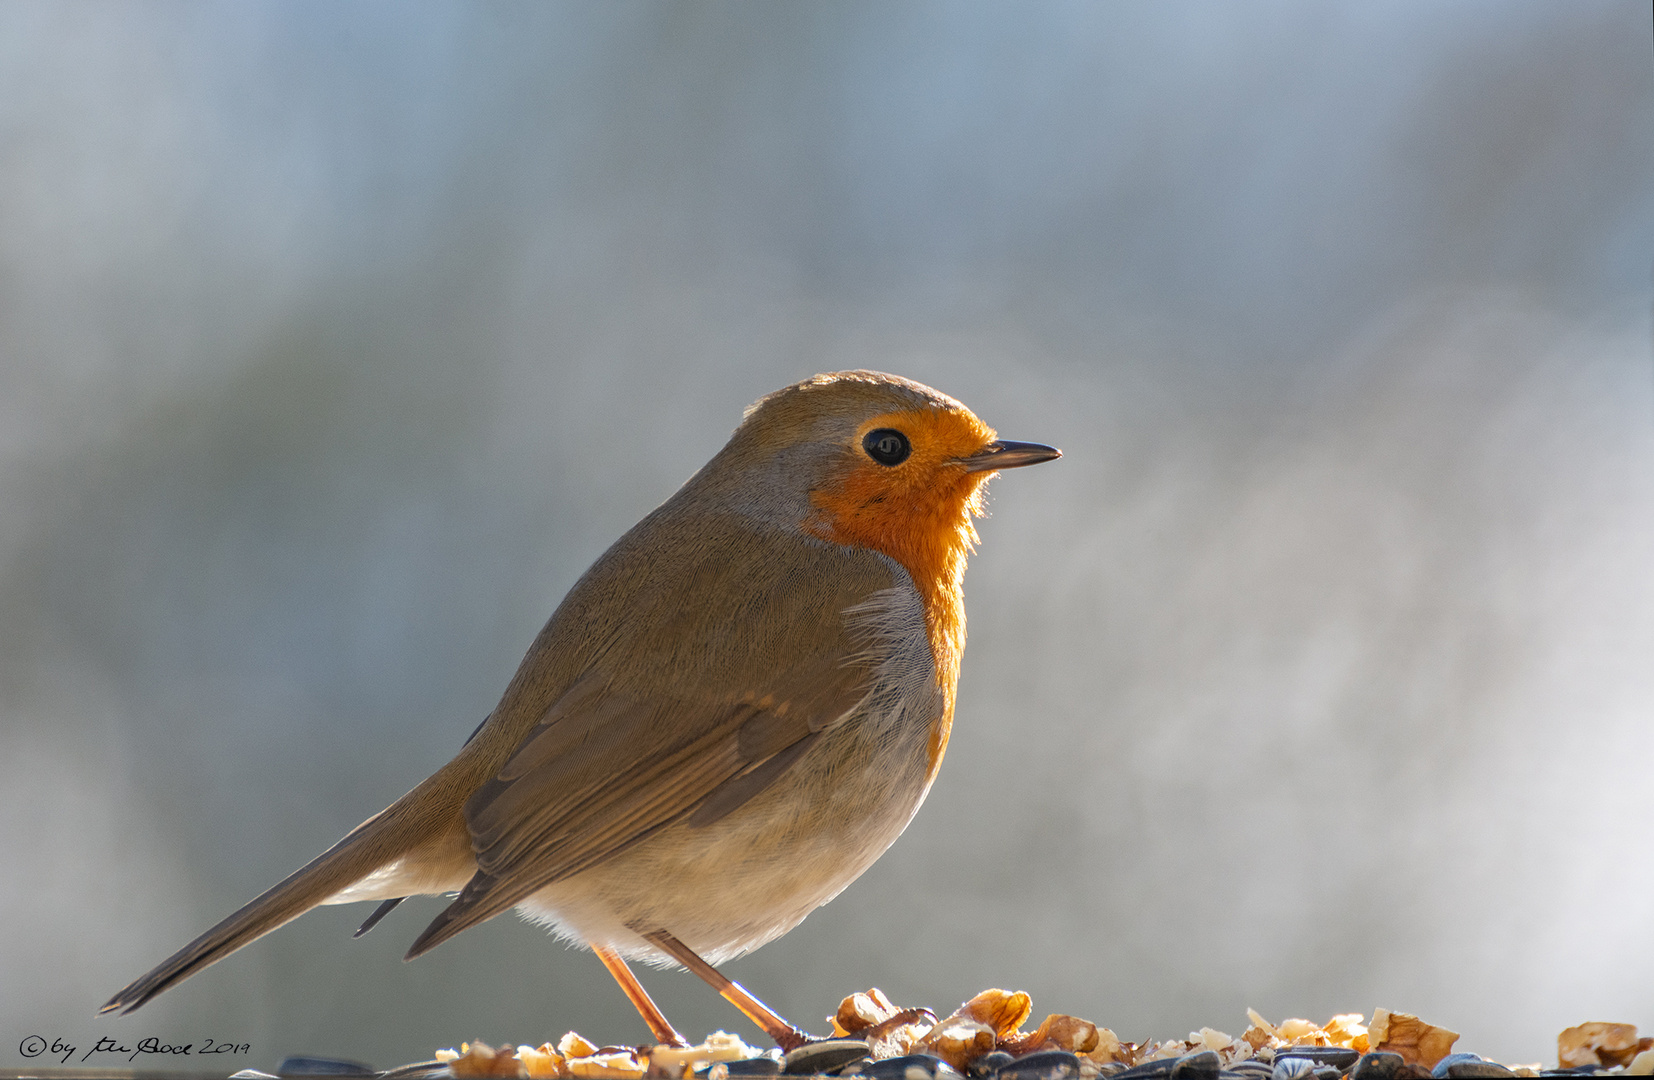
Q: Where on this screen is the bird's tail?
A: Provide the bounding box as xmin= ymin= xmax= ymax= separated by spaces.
xmin=99 ymin=777 xmax=459 ymax=1016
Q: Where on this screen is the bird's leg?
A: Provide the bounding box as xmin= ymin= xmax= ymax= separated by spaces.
xmin=592 ymin=943 xmax=689 ymax=1048
xmin=643 ymin=930 xmax=810 ymax=1052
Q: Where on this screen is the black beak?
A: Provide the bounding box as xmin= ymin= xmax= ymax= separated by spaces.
xmin=958 ymin=440 xmax=1062 ymax=473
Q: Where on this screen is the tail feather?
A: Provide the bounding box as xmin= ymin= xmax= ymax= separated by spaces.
xmin=101 ymin=794 xmax=441 ymax=1015
xmin=352 ymin=897 xmax=405 ymax=938
xmin=402 ymin=872 xmax=511 ymax=961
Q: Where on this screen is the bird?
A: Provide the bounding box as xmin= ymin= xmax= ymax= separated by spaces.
xmin=100 ymin=370 xmax=1060 ymax=1049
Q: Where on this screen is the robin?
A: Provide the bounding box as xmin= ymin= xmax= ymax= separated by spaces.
xmin=101 ymin=370 xmax=1060 ymax=1049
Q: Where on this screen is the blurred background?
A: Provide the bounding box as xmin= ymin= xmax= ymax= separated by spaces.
xmin=2 ymin=0 xmax=1651 ymax=1071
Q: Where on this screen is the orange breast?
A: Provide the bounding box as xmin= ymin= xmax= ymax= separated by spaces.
xmin=802 ymin=409 xmax=995 ymax=782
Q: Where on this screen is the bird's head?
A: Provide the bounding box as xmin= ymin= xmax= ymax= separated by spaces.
xmin=700 ymin=370 xmax=1059 ymax=594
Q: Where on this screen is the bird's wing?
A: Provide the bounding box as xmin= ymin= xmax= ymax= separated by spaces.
xmin=405 ymin=528 xmax=899 ymax=958
xmin=472 ymin=650 xmax=869 ymax=882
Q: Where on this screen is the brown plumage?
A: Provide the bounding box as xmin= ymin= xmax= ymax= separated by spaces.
xmin=101 ymin=370 xmax=1059 ymax=1047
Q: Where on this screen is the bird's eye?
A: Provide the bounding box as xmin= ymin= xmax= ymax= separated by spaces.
xmin=862 ymin=428 xmax=912 ymax=466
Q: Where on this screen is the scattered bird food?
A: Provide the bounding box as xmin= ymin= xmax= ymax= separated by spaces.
xmin=427 ymin=994 xmax=1651 ymax=1080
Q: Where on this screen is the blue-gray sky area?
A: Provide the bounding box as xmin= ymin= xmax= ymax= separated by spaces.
xmin=1 ymin=1 xmax=1651 ymax=1071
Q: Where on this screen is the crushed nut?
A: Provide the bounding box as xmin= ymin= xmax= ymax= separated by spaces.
xmin=1192 ymin=1028 xmax=1234 ymax=1053
xmin=1085 ymin=1029 xmax=1127 ymax=1066
xmin=558 ymin=1033 xmax=600 ymax=1060
xmin=1558 ymin=1023 xmax=1641 ymax=1069
xmin=833 ymin=989 xmax=903 ymax=1037
xmin=1324 ymin=1014 xmax=1370 ymax=1052
xmin=566 ymin=1049 xmax=647 ymax=1079
xmin=869 ymin=1011 xmax=941 ymax=1059
xmin=951 ymin=989 xmax=1034 ymax=1038
xmin=649 ymin=1031 xmax=765 ymax=1075
xmin=916 ymin=1018 xmax=997 ymax=1070
xmin=440 ymin=1041 xmax=528 ymax=1079
xmin=518 ymin=1044 xmax=569 ymax=1080
xmin=1145 ymin=1040 xmax=1193 ymax=1062
xmin=1004 ymin=1014 xmax=1103 ymax=1057
xmin=1276 ymin=1019 xmax=1319 ymax=1043
xmin=1370 ymin=1009 xmax=1459 ymax=1069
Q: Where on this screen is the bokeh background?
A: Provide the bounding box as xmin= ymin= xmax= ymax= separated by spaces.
xmin=3 ymin=0 xmax=1652 ymax=1071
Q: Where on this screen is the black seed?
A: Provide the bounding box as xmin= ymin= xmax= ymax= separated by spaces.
xmin=701 ymin=1058 xmax=783 ymax=1077
xmin=1278 ymin=1050 xmax=1360 ymax=1072
xmin=1350 ymin=1054 xmax=1405 ymax=1080
xmin=969 ymin=1052 xmax=1016 ymax=1078
xmin=865 ymin=1054 xmax=961 ymax=1080
xmin=999 ymin=1050 xmax=1083 ymax=1080
xmin=784 ymin=1042 xmax=874 ymax=1076
xmin=274 ymin=1057 xmax=374 ymax=1076
xmin=1171 ymin=1052 xmax=1222 ymax=1080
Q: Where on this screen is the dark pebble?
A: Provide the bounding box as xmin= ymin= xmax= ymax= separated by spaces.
xmin=1115 ymin=1059 xmax=1181 ymax=1080
xmin=275 ymin=1056 xmax=374 ymax=1076
xmin=836 ymin=1058 xmax=876 ymax=1077
xmin=1173 ymin=1052 xmax=1223 ymax=1080
xmin=1350 ymin=1054 xmax=1406 ymax=1080
xmin=375 ymin=1063 xmax=451 ymax=1080
xmin=698 ymin=1058 xmax=783 ymax=1077
xmin=865 ymin=1054 xmax=961 ymax=1080
xmin=1274 ymin=1060 xmax=1318 ymax=1080
xmin=1438 ymin=1061 xmax=1514 ymax=1080
xmin=999 ymin=1050 xmax=1084 ymax=1080
xmin=784 ymin=1041 xmax=874 ymax=1076
xmin=1277 ymin=1049 xmax=1361 ymax=1072
xmin=969 ymin=1052 xmax=1017 ymax=1078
